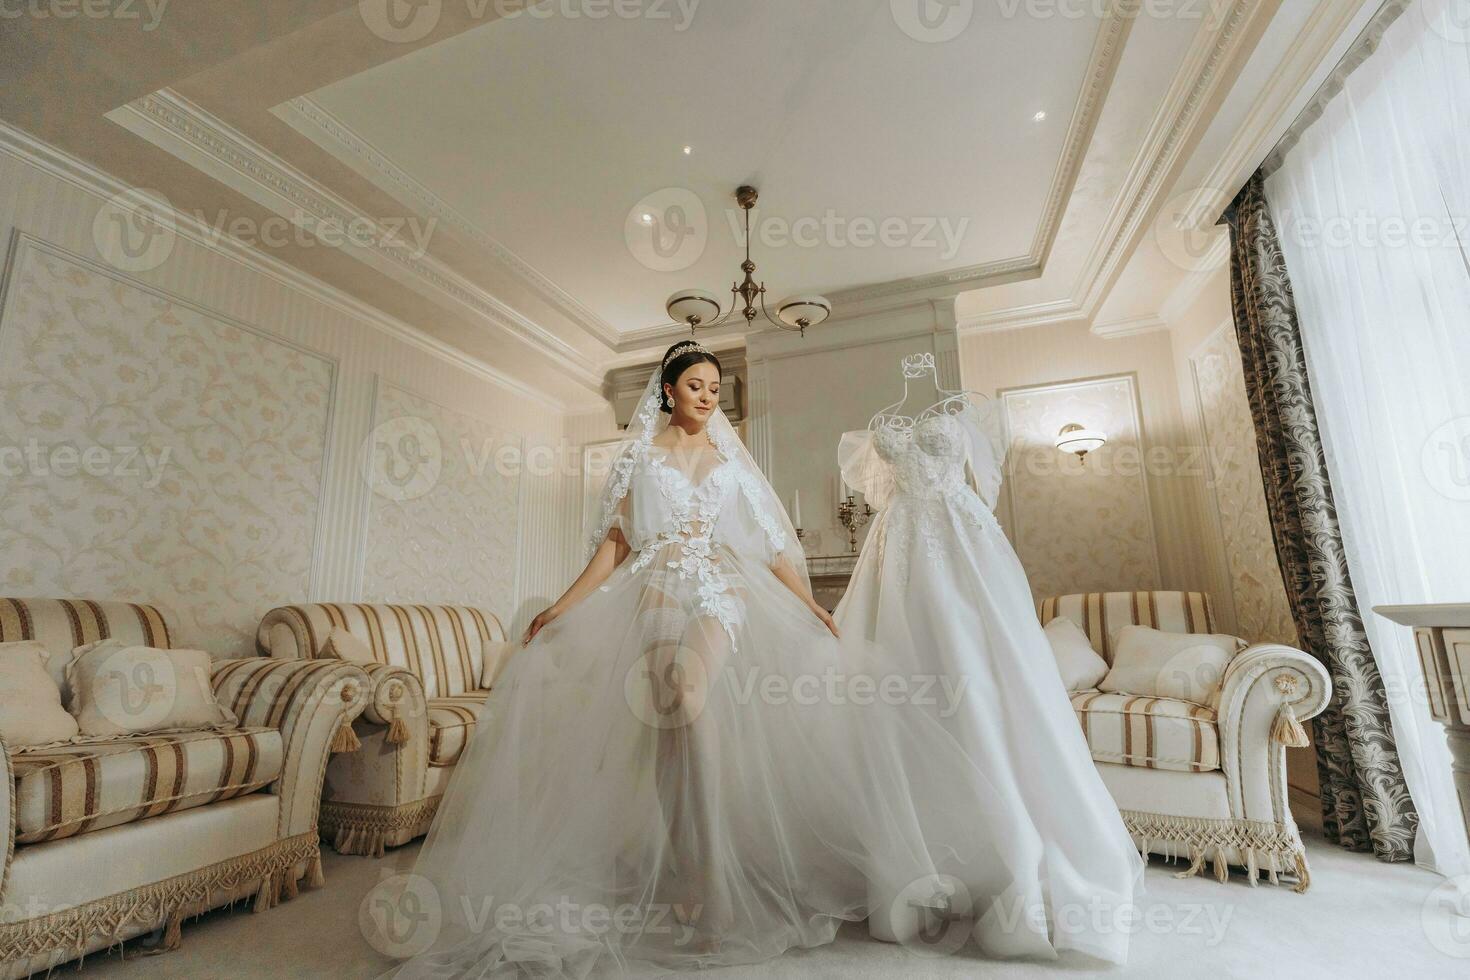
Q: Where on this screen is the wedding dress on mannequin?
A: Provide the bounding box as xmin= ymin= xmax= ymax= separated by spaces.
xmin=834 ymin=352 xmax=1144 ymax=964
xmin=377 ymin=356 xmax=1074 ymax=978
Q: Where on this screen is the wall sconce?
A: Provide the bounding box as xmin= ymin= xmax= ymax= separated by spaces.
xmin=1054 ymin=423 xmax=1107 ymax=465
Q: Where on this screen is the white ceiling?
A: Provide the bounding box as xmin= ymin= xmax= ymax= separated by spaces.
xmin=22 ymin=0 xmax=1379 ymax=405
xmin=300 ymin=0 xmax=1105 ymax=333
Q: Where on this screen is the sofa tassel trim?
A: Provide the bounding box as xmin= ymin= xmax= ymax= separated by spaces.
xmin=320 ymin=796 xmax=442 ymax=857
xmin=1271 ymin=675 xmax=1311 ymax=747
xmin=1119 ymin=810 xmax=1310 ymax=893
xmin=331 ymin=720 xmax=362 ymax=754
xmin=0 ymin=832 xmax=320 ymax=965
xmin=385 ymin=706 xmax=411 ymax=746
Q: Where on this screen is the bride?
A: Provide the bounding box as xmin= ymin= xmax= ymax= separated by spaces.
xmin=375 ymin=341 xmax=1112 ymax=978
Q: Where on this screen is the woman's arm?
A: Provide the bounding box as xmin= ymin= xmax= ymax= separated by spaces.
xmin=524 ymin=527 xmax=632 ymax=643
xmin=769 ymin=554 xmax=840 ymax=638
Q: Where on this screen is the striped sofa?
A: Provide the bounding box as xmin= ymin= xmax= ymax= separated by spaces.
xmin=0 ymin=597 xmax=367 ymax=977
xmin=1040 ymin=591 xmax=1330 ymax=891
xmin=256 ymin=603 xmax=515 ymax=856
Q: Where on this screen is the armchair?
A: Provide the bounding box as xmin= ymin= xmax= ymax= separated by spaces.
xmin=256 ymin=602 xmax=513 ymax=856
xmin=1040 ymin=591 xmax=1330 ymax=890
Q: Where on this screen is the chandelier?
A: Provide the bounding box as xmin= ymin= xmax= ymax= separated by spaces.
xmin=664 ymin=185 xmax=832 ymax=336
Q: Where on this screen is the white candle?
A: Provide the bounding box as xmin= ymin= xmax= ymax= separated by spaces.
xmin=791 ymin=489 xmax=802 ymax=527
xmin=835 ymin=475 xmax=845 ymax=512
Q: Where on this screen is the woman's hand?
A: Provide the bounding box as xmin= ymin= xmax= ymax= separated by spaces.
xmin=524 ymin=606 xmax=562 ymax=644
xmin=810 ymin=602 xmax=840 ymax=639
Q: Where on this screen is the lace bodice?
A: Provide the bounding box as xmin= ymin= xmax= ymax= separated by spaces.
xmin=839 ymin=396 xmax=1009 ymax=586
xmin=841 ymin=397 xmax=1007 ymax=512
xmin=871 ymin=413 xmax=972 ymax=500
xmin=598 ymin=445 xmax=790 ymax=649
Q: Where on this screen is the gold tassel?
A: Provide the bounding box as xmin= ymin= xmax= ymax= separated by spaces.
xmin=1213 ymin=848 xmax=1229 ymax=883
xmin=281 ymin=870 xmax=299 ymax=902
xmin=1293 ymin=852 xmax=1312 ymax=894
xmin=307 ymin=854 xmax=326 ymax=889
xmin=144 ymin=909 xmax=184 ymax=954
xmin=386 ymin=707 xmax=411 ymax=746
xmin=1272 ymin=702 xmax=1310 ymax=746
xmin=252 ymin=875 xmax=276 ymax=913
xmin=1272 ymin=674 xmax=1310 ymax=746
xmin=1175 ymin=845 xmax=1208 ymax=880
xmin=1246 ymin=847 xmax=1259 ymax=886
xmin=331 ymin=722 xmax=361 ymax=753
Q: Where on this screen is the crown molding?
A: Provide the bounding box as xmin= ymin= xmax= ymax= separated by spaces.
xmin=0 ymin=118 xmax=596 ymax=414
xmin=1090 ymin=313 xmax=1170 ymax=338
xmin=960 ymin=0 xmax=1277 ymax=335
xmin=273 ymin=95 xmax=623 ymax=350
xmin=1071 ymin=0 xmax=1266 ymax=318
xmin=1167 ymin=0 xmax=1380 ymax=255
xmin=106 ymin=88 xmax=605 ymax=393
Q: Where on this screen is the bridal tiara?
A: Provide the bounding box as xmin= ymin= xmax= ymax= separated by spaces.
xmin=662 ymin=341 xmax=715 ymax=369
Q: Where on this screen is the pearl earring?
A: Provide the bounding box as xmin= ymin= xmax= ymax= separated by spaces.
xmin=666 ymin=395 xmax=674 ymax=408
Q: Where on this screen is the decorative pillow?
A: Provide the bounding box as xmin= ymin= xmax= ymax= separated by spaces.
xmin=478 ymin=640 xmax=517 ymax=689
xmin=1042 ymin=617 xmax=1109 ymax=691
xmin=322 ymin=627 xmax=378 ymax=664
xmin=1099 ymin=626 xmax=1244 ymax=705
xmin=67 ymin=639 xmax=236 ymax=737
xmin=0 ymin=642 xmax=80 ymax=747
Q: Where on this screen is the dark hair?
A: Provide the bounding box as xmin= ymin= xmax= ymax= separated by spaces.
xmin=659 ymin=342 xmax=722 ymax=414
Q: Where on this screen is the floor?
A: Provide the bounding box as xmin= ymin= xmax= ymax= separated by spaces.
xmin=74 ymin=831 xmax=1466 ymax=979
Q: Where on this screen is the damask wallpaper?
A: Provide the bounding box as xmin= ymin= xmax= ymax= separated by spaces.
xmin=999 ymin=375 xmax=1160 ymax=601
xmin=360 ymin=381 xmax=523 ymax=620
xmin=1190 ymin=324 xmax=1297 ymax=645
xmin=0 ymin=236 xmax=335 ymax=654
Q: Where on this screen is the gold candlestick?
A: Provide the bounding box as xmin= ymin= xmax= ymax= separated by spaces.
xmin=837 ymin=494 xmax=873 ymax=553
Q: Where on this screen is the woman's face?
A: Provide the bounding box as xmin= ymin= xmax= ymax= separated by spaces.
xmin=665 ymin=361 xmax=721 ymax=422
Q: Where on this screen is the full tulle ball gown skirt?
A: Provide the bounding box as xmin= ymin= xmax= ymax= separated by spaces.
xmin=376 ymin=374 xmax=1094 ymax=978
xmin=834 ymin=388 xmax=1145 ymax=964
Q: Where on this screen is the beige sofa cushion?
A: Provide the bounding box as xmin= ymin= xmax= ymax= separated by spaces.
xmin=0 ymin=642 xmax=80 ymax=747
xmin=11 ymin=727 xmax=283 ymax=843
xmin=427 ymin=693 xmax=489 ymax=767
xmin=1099 ymin=625 xmax=1243 ymax=705
xmin=1042 ymin=617 xmax=1109 ymax=692
xmin=67 ymin=640 xmax=236 ymax=737
xmin=322 ymin=626 xmax=376 ymax=663
xmin=1070 ymin=691 xmax=1221 ymax=773
xmin=477 ymin=640 xmax=517 ymax=689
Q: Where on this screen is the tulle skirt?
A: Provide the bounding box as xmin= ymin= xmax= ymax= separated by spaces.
xmin=835 ymin=493 xmax=1147 ymax=965
xmin=375 ymin=540 xmax=1104 ymax=978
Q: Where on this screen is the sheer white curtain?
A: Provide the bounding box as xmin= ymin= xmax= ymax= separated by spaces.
xmin=1267 ymin=0 xmax=1470 ymax=878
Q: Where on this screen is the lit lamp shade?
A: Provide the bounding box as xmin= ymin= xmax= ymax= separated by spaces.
xmin=1054 ymin=423 xmax=1107 ymax=458
xmin=774 ymin=295 xmax=831 ymax=330
xmin=666 ymin=289 xmax=722 ymax=327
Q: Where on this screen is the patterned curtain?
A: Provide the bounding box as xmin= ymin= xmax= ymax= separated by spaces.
xmin=1225 ymin=172 xmax=1418 ymax=862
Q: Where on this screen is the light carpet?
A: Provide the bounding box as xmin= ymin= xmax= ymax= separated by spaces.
xmin=68 ymin=831 xmax=1465 ymax=979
